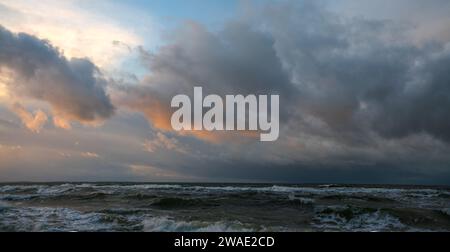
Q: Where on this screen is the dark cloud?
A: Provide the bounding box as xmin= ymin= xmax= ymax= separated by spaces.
xmin=369 ymin=53 xmax=450 ymax=142
xmin=122 ymin=1 xmax=450 ymax=145
xmin=255 ymin=1 xmax=450 ymax=144
xmin=2 ymin=1 xmax=450 ymax=184
xmin=111 ymin=1 xmax=450 ymax=184
xmin=115 ymin=20 xmax=297 ymax=133
xmin=0 ymin=25 xmax=115 ymax=124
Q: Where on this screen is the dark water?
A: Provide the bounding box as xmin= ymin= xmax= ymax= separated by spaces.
xmin=0 ymin=183 xmax=449 ymax=232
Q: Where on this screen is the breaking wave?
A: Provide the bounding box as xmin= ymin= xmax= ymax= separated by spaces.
xmin=312 ymin=206 xmax=406 ymax=232
xmin=142 ymin=217 xmax=254 ymax=232
xmin=0 ymin=183 xmax=449 ymax=232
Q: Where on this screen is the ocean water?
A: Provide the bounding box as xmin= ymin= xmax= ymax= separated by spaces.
xmin=0 ymin=183 xmax=449 ymax=232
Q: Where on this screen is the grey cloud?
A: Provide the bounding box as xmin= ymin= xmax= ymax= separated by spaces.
xmin=0 ymin=25 xmax=115 ymax=124
xmin=146 ymin=21 xmax=294 ymax=97
xmin=114 ymin=20 xmax=298 ymax=134
xmin=117 ymin=19 xmax=307 ymax=137
xmin=4 ymin=1 xmax=450 ymax=184
xmin=111 ymin=0 xmax=450 ymax=184
xmin=255 ymin=1 xmax=450 ymax=144
xmin=369 ymin=53 xmax=450 ymax=142
xmin=127 ymin=1 xmax=450 ymax=145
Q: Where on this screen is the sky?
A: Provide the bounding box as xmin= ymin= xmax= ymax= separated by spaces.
xmin=1 ymin=0 xmax=450 ymax=184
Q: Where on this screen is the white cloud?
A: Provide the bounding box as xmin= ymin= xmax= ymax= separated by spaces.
xmin=0 ymin=0 xmax=148 ymax=69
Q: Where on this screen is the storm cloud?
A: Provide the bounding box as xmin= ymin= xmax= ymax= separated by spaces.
xmin=1 ymin=0 xmax=450 ymax=184
xmin=0 ymin=25 xmax=115 ymax=128
xmin=260 ymin=2 xmax=450 ymax=143
xmin=119 ymin=1 xmax=450 ymax=146
xmin=114 ymin=20 xmax=297 ymax=137
xmin=103 ymin=0 xmax=450 ymax=184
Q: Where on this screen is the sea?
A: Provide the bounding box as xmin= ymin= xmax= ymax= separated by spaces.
xmin=0 ymin=183 xmax=449 ymax=232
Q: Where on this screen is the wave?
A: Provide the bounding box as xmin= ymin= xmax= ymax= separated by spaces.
xmin=1 ymin=183 xmax=446 ymax=194
xmin=151 ymin=197 xmax=220 ymax=209
xmin=1 ymin=183 xmax=448 ymax=232
xmin=0 ymin=206 xmax=149 ymax=232
xmin=0 ymin=207 xmax=109 ymax=232
xmin=287 ymin=195 xmax=315 ymax=205
xmin=142 ymin=216 xmax=254 ymax=232
xmin=36 ymin=184 xmax=76 ymax=195
xmin=0 ymin=194 xmax=39 ymax=201
xmin=1 ymin=183 xmax=447 ymax=206
xmin=312 ymin=206 xmax=407 ymax=232
xmin=0 ymin=204 xmax=258 ymax=232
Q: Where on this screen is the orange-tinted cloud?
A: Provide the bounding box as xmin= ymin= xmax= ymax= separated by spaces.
xmin=0 ymin=25 xmax=115 ymax=130
xmin=10 ymin=103 xmax=48 ymax=133
xmin=53 ymin=116 xmax=72 ymax=130
xmin=113 ymin=85 xmax=262 ymax=144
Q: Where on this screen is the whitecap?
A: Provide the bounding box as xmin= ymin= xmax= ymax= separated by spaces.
xmin=142 ymin=216 xmax=254 ymax=232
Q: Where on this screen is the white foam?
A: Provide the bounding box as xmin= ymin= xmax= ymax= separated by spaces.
xmin=313 ymin=208 xmax=407 ymax=232
xmin=37 ymin=184 xmax=74 ymax=195
xmin=288 ymin=194 xmax=315 ymax=204
xmin=0 ymin=185 xmax=44 ymax=193
xmin=0 ymin=207 xmax=110 ymax=232
xmin=142 ymin=216 xmax=254 ymax=232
